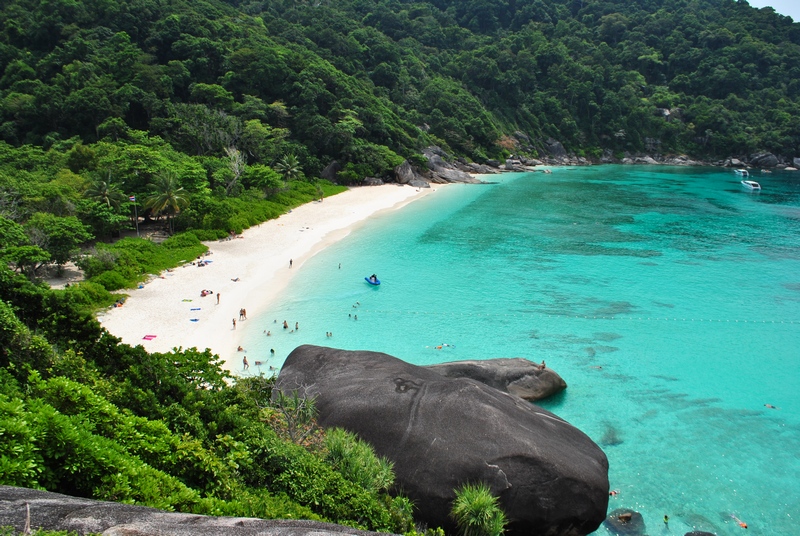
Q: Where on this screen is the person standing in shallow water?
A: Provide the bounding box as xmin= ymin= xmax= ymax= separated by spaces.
xmin=243 ymin=356 xmax=249 ymax=370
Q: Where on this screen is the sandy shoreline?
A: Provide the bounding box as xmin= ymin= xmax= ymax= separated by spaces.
xmin=98 ymin=184 xmax=439 ymax=371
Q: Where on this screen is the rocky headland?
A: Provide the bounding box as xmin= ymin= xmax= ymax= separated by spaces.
xmin=275 ymin=345 xmax=609 ymax=536
xmin=364 ymin=137 xmax=800 ymax=189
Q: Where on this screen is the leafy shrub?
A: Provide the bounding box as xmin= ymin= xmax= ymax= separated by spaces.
xmin=243 ymin=427 xmax=410 ymax=532
xmin=450 ymin=482 xmax=507 ymax=536
xmin=324 ymin=428 xmax=395 ymax=493
xmin=0 ymin=394 xmax=44 ymax=488
xmin=89 ymin=270 xmax=129 ymax=291
xmin=186 ymin=229 xmax=228 ymax=241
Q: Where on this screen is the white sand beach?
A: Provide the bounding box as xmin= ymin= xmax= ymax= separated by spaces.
xmin=98 ymin=184 xmax=438 ymax=371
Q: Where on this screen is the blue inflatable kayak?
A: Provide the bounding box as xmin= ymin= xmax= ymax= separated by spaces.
xmin=365 ymin=277 xmax=381 ymax=285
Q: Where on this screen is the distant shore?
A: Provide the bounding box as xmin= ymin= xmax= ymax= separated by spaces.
xmin=97 ymin=184 xmax=443 ymax=372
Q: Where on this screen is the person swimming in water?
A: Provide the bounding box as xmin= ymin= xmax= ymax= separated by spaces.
xmin=731 ymin=514 xmax=747 ymax=529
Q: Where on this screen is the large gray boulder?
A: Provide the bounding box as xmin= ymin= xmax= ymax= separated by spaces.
xmin=421 ymin=147 xmax=483 ymax=183
xmin=0 ymin=486 xmax=388 ymax=536
xmin=425 ymin=358 xmax=567 ymax=401
xmin=393 ymin=160 xmax=426 ymax=185
xmin=320 ymin=160 xmax=342 ymax=182
xmin=276 ymin=345 xmax=609 ymax=536
xmin=544 ymin=138 xmax=567 ymax=158
xmin=750 ymin=152 xmax=779 ymax=168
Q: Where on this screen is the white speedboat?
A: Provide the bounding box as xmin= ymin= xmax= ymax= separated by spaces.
xmin=734 ymin=169 xmax=750 ymax=177
xmin=741 ymin=179 xmax=761 ymax=190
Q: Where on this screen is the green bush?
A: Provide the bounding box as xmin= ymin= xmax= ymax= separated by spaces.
xmin=89 ymin=270 xmax=129 ymax=291
xmin=450 ymin=482 xmax=507 ymax=536
xmin=244 ymin=427 xmax=410 ymax=532
xmin=60 ymin=281 xmax=115 ymax=306
xmin=0 ymin=394 xmax=44 ymax=488
xmin=324 ymin=428 xmax=395 ymax=493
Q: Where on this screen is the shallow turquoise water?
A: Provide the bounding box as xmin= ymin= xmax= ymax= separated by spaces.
xmin=242 ymin=166 xmax=800 ymax=535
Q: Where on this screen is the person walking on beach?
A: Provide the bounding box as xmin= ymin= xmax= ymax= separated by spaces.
xmin=216 ymin=292 xmax=220 ymax=304
xmin=289 ymin=259 xmax=293 ymax=268
xmin=232 ymin=318 xmax=236 ymax=329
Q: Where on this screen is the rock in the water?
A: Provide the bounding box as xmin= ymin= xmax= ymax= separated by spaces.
xmin=425 ymin=358 xmax=566 ymax=401
xmin=0 ymin=486 xmax=387 ymax=536
xmin=276 ymin=345 xmax=609 ymax=536
xmin=603 ymin=508 xmax=646 ymax=536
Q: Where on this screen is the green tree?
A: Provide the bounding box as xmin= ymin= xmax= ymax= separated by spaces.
xmin=144 ymin=172 xmax=190 ymax=234
xmin=274 ymin=154 xmax=303 ymax=184
xmin=24 ymin=213 xmax=93 ymax=270
xmin=84 ymin=177 xmax=127 ymax=209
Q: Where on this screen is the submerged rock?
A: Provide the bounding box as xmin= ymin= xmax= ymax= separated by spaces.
xmin=603 ymin=508 xmax=646 ymax=535
xmin=276 ymin=345 xmax=609 ymax=536
xmin=425 ymin=358 xmax=566 ymax=401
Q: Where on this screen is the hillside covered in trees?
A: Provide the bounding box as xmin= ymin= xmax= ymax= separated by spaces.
xmin=1 ymin=0 xmax=799 ymax=176
xmin=1 ymin=0 xmax=799 ymax=533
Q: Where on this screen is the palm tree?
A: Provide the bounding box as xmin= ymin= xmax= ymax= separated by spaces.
xmin=144 ymin=172 xmax=189 ymax=234
xmin=85 ymin=176 xmax=127 ymax=209
xmin=274 ymin=154 xmax=303 ymax=184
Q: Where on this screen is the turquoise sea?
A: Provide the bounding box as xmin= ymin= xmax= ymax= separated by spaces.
xmin=242 ymin=165 xmax=800 ymax=535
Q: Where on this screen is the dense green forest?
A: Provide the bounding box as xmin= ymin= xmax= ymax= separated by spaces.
xmin=2 ymin=0 xmax=800 ymax=171
xmin=1 ymin=0 xmax=799 ymax=533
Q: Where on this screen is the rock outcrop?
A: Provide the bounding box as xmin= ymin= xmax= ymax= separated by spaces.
xmin=275 ymin=345 xmax=609 ymax=536
xmin=0 ymin=486 xmax=387 ymax=536
xmin=544 ymin=138 xmax=568 ymax=158
xmin=320 ymin=160 xmax=342 ymax=182
xmin=422 ymin=147 xmax=483 ymax=183
xmin=425 ymin=358 xmax=566 ymax=401
xmin=749 ymin=152 xmax=779 ymax=168
xmin=393 ymin=160 xmax=430 ymax=188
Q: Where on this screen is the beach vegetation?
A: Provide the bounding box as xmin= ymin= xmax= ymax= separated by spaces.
xmin=324 ymin=428 xmax=396 ymax=493
xmin=450 ymin=483 xmax=507 ymax=536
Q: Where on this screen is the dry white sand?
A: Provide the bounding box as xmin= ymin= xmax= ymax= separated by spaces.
xmin=98 ymin=184 xmax=439 ymax=371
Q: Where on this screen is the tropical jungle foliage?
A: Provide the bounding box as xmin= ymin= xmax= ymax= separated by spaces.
xmin=0 ymin=0 xmax=797 ymax=532
xmin=0 ymin=264 xmax=418 ymax=532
